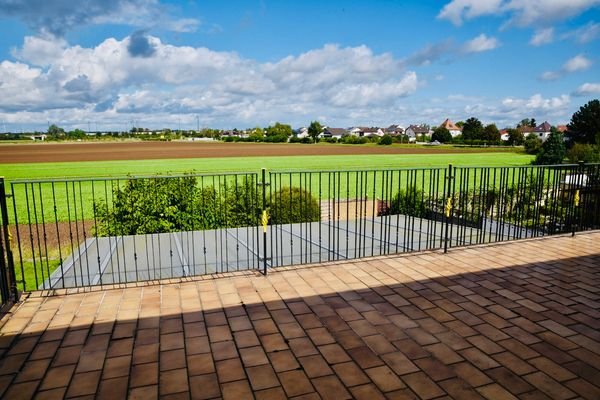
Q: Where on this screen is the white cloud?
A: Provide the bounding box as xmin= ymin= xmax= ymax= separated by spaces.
xmin=462 ymin=34 xmax=500 ymax=53
xmin=0 ymin=35 xmax=419 ymax=128
xmin=563 ymin=54 xmax=592 ymax=72
xmin=438 ymin=0 xmax=600 ymax=27
xmin=438 ymin=0 xmax=504 ymax=26
xmin=574 ymin=82 xmax=600 ymax=96
xmin=530 ymin=28 xmax=554 ymax=46
xmin=0 ymin=0 xmax=200 ymax=36
xmin=501 ymin=94 xmax=571 ymax=112
xmin=566 ymin=22 xmax=600 ymax=43
xmin=540 ymin=54 xmax=593 ymax=80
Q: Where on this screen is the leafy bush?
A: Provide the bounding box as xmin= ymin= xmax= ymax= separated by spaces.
xmin=389 ymin=185 xmax=427 ymax=217
xmin=269 ymin=187 xmax=320 ymax=224
xmin=341 ymin=136 xmax=368 ymax=144
xmin=567 ymin=143 xmax=600 ymax=163
xmin=378 ymin=134 xmax=393 ymax=145
xmin=534 ymin=131 xmax=565 ymax=165
xmin=524 ymin=135 xmax=543 ymax=154
xmin=93 ymin=175 xmax=261 ymax=236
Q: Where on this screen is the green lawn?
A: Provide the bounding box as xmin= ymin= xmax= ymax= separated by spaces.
xmin=0 ymin=152 xmax=533 ymax=181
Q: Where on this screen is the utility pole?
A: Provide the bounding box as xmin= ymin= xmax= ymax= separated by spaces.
xmin=196 ymin=115 xmax=200 ymax=132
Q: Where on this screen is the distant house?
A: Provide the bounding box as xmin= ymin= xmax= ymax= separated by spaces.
xmin=499 ymin=129 xmax=510 ymax=141
xmin=405 ymin=125 xmax=430 ymax=142
xmin=534 ymin=121 xmax=552 ymax=142
xmin=29 ymin=134 xmax=47 ymax=141
xmin=348 ymin=127 xmax=384 ymax=137
xmin=439 ymin=119 xmax=462 ymax=137
xmin=518 ymin=125 xmax=535 ymax=138
xmin=385 ymin=125 xmax=405 ymax=136
xmin=556 ymin=125 xmax=568 ymax=133
xmin=322 ymin=128 xmax=348 ymax=140
xmin=295 ymin=127 xmax=309 ymax=139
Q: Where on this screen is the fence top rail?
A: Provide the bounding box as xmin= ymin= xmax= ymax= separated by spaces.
xmin=269 ymin=166 xmax=448 ymax=174
xmin=10 ymin=171 xmax=259 ymax=185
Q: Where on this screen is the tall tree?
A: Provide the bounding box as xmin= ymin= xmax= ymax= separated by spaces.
xmin=462 ymin=117 xmax=484 ymax=141
xmin=265 ymin=122 xmax=293 ymax=138
xmin=507 ymin=128 xmax=524 ymax=146
xmin=534 ymin=130 xmax=566 ymax=165
xmin=308 ymin=121 xmax=323 ymax=143
xmin=566 ymin=99 xmax=600 ymax=145
xmin=431 ymin=126 xmax=452 ymax=143
xmin=483 ymin=124 xmax=500 ymax=142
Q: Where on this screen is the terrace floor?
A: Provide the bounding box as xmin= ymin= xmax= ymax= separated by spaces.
xmin=0 ymin=233 xmax=599 ymax=400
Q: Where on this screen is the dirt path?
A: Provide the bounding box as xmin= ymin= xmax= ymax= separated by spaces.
xmin=0 ymin=141 xmax=512 ymax=163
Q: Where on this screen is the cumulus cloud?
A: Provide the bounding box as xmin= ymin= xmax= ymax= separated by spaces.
xmin=565 ymin=22 xmax=600 ymax=43
xmin=530 ymin=28 xmax=554 ymax=46
xmin=462 ymin=34 xmax=500 ymax=53
xmin=402 ymin=34 xmax=498 ymax=67
xmin=573 ymin=82 xmax=600 ymax=96
xmin=0 ymin=36 xmax=419 ymax=128
xmin=540 ymin=54 xmax=593 ymax=80
xmin=438 ymin=0 xmax=600 ymax=27
xmin=501 ymin=94 xmax=571 ymax=112
xmin=0 ymin=0 xmax=199 ymax=36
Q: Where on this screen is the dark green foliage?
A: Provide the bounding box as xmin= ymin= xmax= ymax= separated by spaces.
xmin=308 ymin=121 xmax=323 ymax=143
xmin=389 ymin=185 xmax=427 ymax=217
xmin=534 ymin=131 xmax=566 ymax=165
xmin=567 ymin=143 xmax=600 ymax=163
xmin=524 ymin=134 xmax=543 ymax=154
xmin=265 ymin=122 xmax=293 ymax=138
xmin=93 ymin=175 xmax=262 ymax=236
xmin=378 ymin=134 xmax=393 ymax=145
xmin=431 ymin=127 xmax=452 ymax=143
xmin=269 ymin=187 xmax=320 ymax=224
xmin=483 ymin=124 xmax=500 ymax=142
xmin=507 ymin=128 xmax=524 ymax=145
xmin=461 ymin=117 xmax=484 ymax=141
xmin=566 ymin=99 xmax=600 ymax=144
xmin=94 ymin=176 xmax=200 ymax=236
xmin=341 ymin=135 xmax=368 ymax=144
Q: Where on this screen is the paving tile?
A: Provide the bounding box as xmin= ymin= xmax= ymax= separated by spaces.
xmin=268 ymin=350 xmax=300 ymax=372
xmin=247 ymin=364 xmax=280 ymax=390
xmin=278 ymin=370 xmax=314 ymax=397
xmin=312 ymin=375 xmax=352 ymax=400
xmin=222 ymin=379 xmax=253 ymax=400
xmin=130 ymin=362 xmax=158 ymax=387
xmin=365 ymin=365 xmax=405 ymax=393
xmin=96 ymin=376 xmax=128 ymax=400
xmin=332 ymin=361 xmax=370 ymax=387
xmin=66 ymin=370 xmax=102 ymax=398
xmin=298 ymin=354 xmax=333 ymax=378
xmin=189 ymin=373 xmax=220 ymax=399
xmin=39 ymin=365 xmax=76 ymax=391
xmin=216 ymin=357 xmax=246 ymax=383
xmin=159 ymin=368 xmax=189 ymax=396
xmin=240 ymin=346 xmax=270 ymax=367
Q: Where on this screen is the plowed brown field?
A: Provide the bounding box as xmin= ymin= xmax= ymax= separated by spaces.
xmin=0 ymin=141 xmax=508 ymax=163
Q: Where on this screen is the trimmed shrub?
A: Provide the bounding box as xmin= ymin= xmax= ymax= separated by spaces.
xmin=389 ymin=185 xmax=427 ymax=217
xmin=269 ymin=187 xmax=320 ymax=224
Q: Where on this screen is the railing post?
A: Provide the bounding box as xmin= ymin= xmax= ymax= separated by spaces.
xmin=0 ymin=178 xmax=18 ymax=303
xmin=261 ymin=168 xmax=268 ymax=275
xmin=444 ymin=164 xmax=453 ymax=253
xmin=572 ymin=161 xmax=585 ymax=237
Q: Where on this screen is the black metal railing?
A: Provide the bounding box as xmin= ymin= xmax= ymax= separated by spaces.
xmin=0 ymin=163 xmax=598 ymax=299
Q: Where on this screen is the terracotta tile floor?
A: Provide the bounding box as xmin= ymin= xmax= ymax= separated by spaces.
xmin=0 ymin=233 xmax=599 ymax=399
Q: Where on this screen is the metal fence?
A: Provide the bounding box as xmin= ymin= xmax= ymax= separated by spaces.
xmin=0 ymin=163 xmax=598 ymax=302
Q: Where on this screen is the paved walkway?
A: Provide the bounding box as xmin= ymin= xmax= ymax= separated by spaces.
xmin=0 ymin=233 xmax=599 ymax=399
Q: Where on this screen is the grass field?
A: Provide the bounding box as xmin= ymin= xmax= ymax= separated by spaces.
xmin=1 ymin=152 xmax=533 ymax=181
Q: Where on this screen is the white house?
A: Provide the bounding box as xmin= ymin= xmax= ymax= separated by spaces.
xmin=534 ymin=121 xmax=552 ymax=142
xmin=439 ymin=119 xmax=462 ymax=137
xmin=295 ymin=127 xmax=310 ymax=139
xmin=321 ymin=128 xmax=348 ymax=140
xmin=405 ymin=125 xmax=430 ymax=142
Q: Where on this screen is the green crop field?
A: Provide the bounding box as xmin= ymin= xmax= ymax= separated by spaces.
xmin=1 ymin=152 xmax=533 ymax=181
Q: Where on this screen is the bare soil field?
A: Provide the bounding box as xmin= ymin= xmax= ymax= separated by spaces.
xmin=0 ymin=141 xmax=512 ymax=163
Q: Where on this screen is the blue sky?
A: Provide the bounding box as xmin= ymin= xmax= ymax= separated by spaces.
xmin=0 ymin=0 xmax=599 ymax=132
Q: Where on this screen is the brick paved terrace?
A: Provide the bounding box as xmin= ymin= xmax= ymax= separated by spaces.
xmin=0 ymin=233 xmax=599 ymax=400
